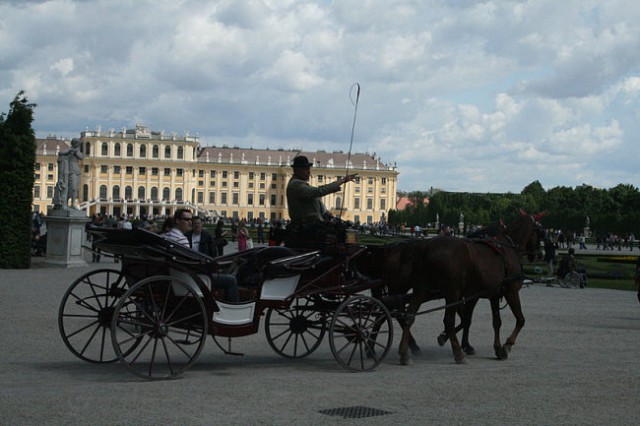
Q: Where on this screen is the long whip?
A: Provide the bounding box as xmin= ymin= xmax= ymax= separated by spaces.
xmin=339 ymin=82 xmax=361 ymax=219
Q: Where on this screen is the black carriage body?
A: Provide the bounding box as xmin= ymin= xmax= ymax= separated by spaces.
xmin=60 ymin=227 xmax=393 ymax=378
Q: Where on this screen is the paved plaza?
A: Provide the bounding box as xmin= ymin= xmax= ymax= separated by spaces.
xmin=1 ymin=247 xmax=639 ymax=425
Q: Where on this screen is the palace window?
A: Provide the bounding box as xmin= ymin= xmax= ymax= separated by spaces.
xmin=164 ymin=146 xmax=171 ymax=159
xmin=152 ymin=145 xmax=159 ymax=158
xmin=101 ymin=143 xmax=108 ymax=156
xmin=177 ymin=146 xmax=184 ymax=160
xmin=140 ymin=145 xmax=147 ymax=158
xmin=114 ymin=143 xmax=121 ymax=156
xmin=126 ymin=143 xmax=133 ymax=157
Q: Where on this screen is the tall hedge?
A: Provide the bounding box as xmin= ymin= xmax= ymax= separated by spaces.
xmin=0 ymin=92 xmax=37 ymax=269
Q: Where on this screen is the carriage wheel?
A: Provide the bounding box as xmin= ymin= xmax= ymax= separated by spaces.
xmin=329 ymin=295 xmax=393 ymax=372
xmin=265 ymin=297 xmax=327 ymax=359
xmin=111 ymin=276 xmax=208 ymax=380
xmin=58 ymin=269 xmax=129 ymax=363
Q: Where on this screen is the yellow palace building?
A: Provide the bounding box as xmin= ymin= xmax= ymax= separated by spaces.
xmin=33 ymin=125 xmax=398 ymax=224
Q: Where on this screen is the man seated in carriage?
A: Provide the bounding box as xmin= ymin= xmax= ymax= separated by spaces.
xmin=165 ymin=208 xmax=240 ymax=302
xmin=285 ymin=155 xmax=358 ymax=249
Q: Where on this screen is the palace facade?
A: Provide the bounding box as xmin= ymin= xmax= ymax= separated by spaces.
xmin=33 ymin=125 xmax=399 ymax=223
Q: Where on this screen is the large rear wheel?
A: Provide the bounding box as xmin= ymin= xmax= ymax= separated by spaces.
xmin=111 ymin=276 xmax=208 ymax=380
xmin=329 ymin=295 xmax=393 ymax=372
xmin=265 ymin=297 xmax=327 ymax=359
xmin=58 ymin=269 xmax=128 ymax=363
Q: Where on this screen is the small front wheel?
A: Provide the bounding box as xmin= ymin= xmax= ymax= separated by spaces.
xmin=265 ymin=297 xmax=327 ymax=359
xmin=111 ymin=276 xmax=208 ymax=380
xmin=329 ymin=295 xmax=393 ymax=372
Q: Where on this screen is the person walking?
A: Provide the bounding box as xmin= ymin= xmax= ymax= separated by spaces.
xmin=543 ymin=234 xmax=556 ymax=279
xmin=237 ymin=220 xmax=249 ymax=251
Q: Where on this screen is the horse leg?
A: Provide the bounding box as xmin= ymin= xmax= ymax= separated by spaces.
xmin=398 ymin=301 xmax=420 ymax=366
xmin=398 ymin=317 xmax=422 ymax=355
xmin=459 ymin=299 xmax=478 ymax=355
xmin=436 ymin=305 xmax=474 ymax=355
xmin=500 ymin=284 xmax=526 ymax=359
xmin=489 ymin=297 xmax=504 ymax=359
xmin=444 ymin=305 xmax=466 ymax=364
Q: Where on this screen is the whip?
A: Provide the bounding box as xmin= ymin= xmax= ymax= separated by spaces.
xmin=339 ymin=82 xmax=361 ymax=219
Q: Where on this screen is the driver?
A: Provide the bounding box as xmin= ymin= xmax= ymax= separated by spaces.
xmin=286 ymin=155 xmax=357 ymax=247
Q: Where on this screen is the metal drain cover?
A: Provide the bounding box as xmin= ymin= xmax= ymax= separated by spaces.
xmin=319 ymin=406 xmax=394 ymax=419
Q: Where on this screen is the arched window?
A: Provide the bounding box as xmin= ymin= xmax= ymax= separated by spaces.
xmin=164 ymin=146 xmax=171 ymax=159
xmin=177 ymin=146 xmax=184 ymax=160
xmin=152 ymin=145 xmax=159 ymax=158
xmin=114 ymin=143 xmax=121 ymax=156
xmin=138 ymin=186 xmax=145 ymax=200
xmin=140 ymin=145 xmax=147 ymax=158
xmin=84 ymin=142 xmax=91 ymax=155
xmin=162 ymin=187 xmax=170 ymax=201
xmin=335 ymin=196 xmax=342 ymax=209
xmin=175 ymin=188 xmax=183 ymax=202
xmin=101 ymin=143 xmax=108 ymax=156
xmin=151 ymin=186 xmax=158 ymax=201
xmin=126 ymin=143 xmax=133 ymax=157
xmin=112 ymin=185 xmax=120 ymax=200
xmin=99 ymin=185 xmax=107 ymax=199
xmin=82 ymin=184 xmax=89 ymax=201
xmin=125 ymin=186 xmax=133 ymax=200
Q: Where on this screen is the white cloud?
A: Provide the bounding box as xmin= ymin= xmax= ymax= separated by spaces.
xmin=0 ymin=0 xmax=638 ymax=192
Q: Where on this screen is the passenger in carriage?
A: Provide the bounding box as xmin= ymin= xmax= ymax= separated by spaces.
xmin=286 ymin=155 xmax=358 ymax=247
xmin=165 ymin=209 xmax=239 ymax=303
xmin=187 ymin=216 xmax=217 ymax=257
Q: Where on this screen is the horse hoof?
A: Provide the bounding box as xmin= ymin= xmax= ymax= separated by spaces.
xmin=400 ymin=357 xmax=413 ymax=366
xmin=455 ymin=355 xmax=467 ymax=364
xmin=410 ymin=346 xmax=422 ymax=356
xmin=437 ymin=333 xmax=448 ymax=347
xmin=462 ymin=345 xmax=476 ymax=356
xmin=498 ymin=346 xmax=509 ymax=360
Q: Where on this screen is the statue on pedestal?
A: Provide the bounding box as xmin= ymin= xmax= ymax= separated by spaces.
xmin=53 ymin=138 xmax=83 ymax=210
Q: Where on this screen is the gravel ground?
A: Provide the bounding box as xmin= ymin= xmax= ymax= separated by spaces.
xmin=1 ymin=253 xmax=639 ymax=425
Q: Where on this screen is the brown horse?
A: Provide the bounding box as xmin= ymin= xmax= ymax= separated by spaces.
xmin=393 ymin=211 xmax=544 ymax=365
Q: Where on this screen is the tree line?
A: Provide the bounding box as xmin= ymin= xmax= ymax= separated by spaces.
xmin=388 ymin=180 xmax=640 ymax=236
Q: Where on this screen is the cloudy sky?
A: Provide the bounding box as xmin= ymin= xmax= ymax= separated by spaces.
xmin=1 ymin=0 xmax=639 ymax=193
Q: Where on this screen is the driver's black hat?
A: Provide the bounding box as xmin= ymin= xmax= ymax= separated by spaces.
xmin=292 ymin=155 xmax=313 ymax=168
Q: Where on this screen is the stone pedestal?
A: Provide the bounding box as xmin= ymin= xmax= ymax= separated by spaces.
xmin=584 ymin=227 xmax=591 ymax=238
xmin=44 ymin=208 xmax=89 ymax=268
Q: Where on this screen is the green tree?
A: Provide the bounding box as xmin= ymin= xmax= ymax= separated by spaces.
xmin=0 ymin=92 xmax=37 ymax=269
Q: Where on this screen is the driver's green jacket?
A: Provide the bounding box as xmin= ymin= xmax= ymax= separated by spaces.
xmin=286 ymin=176 xmax=341 ymax=231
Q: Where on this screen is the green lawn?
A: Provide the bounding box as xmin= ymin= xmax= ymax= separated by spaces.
xmin=523 ymin=253 xmax=638 ymax=291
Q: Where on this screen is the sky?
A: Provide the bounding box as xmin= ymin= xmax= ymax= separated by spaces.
xmin=1 ymin=0 xmax=639 ymax=193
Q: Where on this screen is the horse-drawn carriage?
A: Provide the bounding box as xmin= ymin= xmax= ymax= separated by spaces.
xmin=58 ymin=228 xmax=394 ymax=379
xmin=60 ymin=212 xmax=545 ymax=378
